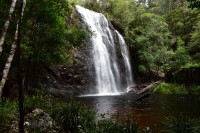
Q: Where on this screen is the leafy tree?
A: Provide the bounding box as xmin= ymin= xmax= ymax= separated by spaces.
xmin=165 ymin=38 xmax=191 ymax=72
xmin=165 ymin=5 xmax=200 ymax=45
xmin=188 ymin=0 xmax=200 ymax=9
xmin=109 ymin=0 xmax=136 ymax=29
xmin=20 ymin=0 xmax=88 ymax=89
xmin=129 ymin=7 xmax=171 ymax=73
xmin=189 ymin=15 xmax=200 ymax=62
xmin=147 ymin=0 xmax=187 ymax=14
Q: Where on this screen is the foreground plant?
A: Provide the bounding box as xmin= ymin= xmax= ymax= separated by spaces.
xmin=163 ymin=113 xmax=200 ymax=133
xmin=0 ymin=100 xmax=18 ymax=132
xmin=54 ymin=99 xmax=96 ymax=133
xmin=94 ymin=118 xmax=139 ymax=133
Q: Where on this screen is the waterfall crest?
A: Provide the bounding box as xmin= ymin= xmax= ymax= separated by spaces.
xmin=76 ymin=5 xmax=134 ymax=95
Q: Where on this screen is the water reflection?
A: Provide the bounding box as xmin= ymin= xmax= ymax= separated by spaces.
xmin=95 ymin=96 xmax=116 ymax=119
xmin=78 ymin=94 xmax=200 ymax=132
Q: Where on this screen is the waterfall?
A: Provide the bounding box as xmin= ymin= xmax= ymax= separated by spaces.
xmin=115 ymin=31 xmax=134 ymax=86
xmin=76 ymin=5 xmax=134 ymax=95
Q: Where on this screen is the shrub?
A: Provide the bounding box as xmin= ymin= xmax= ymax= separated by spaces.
xmin=189 ymin=85 xmax=200 ymax=95
xmin=163 ymin=113 xmax=200 ymax=133
xmin=54 ymin=99 xmax=95 ymax=133
xmin=0 ymin=100 xmax=18 ymax=131
xmin=0 ymin=100 xmax=18 ymax=124
xmin=152 ymin=83 xmax=188 ymax=94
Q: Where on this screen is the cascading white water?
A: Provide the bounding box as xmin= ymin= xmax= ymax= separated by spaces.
xmin=115 ymin=31 xmax=134 ymax=86
xmin=76 ymin=5 xmax=134 ymax=95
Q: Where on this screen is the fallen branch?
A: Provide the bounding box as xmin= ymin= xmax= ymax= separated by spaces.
xmin=136 ymin=81 xmax=162 ymax=94
xmin=127 ymin=80 xmax=163 ymax=94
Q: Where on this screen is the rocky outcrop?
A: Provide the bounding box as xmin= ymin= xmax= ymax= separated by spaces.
xmin=44 ymin=46 xmax=95 ymax=97
xmin=11 ymin=109 xmax=60 ymax=133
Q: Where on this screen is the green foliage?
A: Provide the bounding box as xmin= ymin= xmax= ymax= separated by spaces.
xmin=181 ymin=63 xmax=200 ymax=69
xmin=165 ymin=6 xmax=199 ymax=45
xmin=0 ymin=100 xmax=18 ymax=130
xmin=0 ymin=89 xmax=140 ymax=133
xmin=22 ymin=0 xmax=71 ymax=65
xmin=188 ymin=0 xmax=200 ymax=9
xmin=129 ymin=8 xmax=171 ymax=73
xmin=83 ymin=0 xmax=112 ymax=13
xmin=189 ymin=17 xmax=200 ymax=62
xmin=23 ymin=90 xmax=139 ymax=133
xmin=109 ymin=0 xmax=136 ymax=29
xmin=54 ymin=99 xmax=96 ymax=133
xmin=164 ymin=40 xmax=191 ymax=72
xmin=163 ymin=113 xmax=200 ymax=133
xmin=17 ymin=0 xmax=89 ymax=89
xmin=83 ymin=0 xmax=136 ymax=30
xmin=153 ymin=83 xmax=188 ymax=94
xmin=24 ymin=95 xmax=49 ymax=114
xmin=189 ymin=85 xmax=200 ymax=95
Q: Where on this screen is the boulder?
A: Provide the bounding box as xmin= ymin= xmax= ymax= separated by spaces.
xmin=11 ymin=109 xmax=59 ymax=133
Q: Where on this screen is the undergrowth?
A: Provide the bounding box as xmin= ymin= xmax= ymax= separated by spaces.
xmin=0 ymin=89 xmax=140 ymax=133
xmin=163 ymin=113 xmax=200 ymax=133
xmin=0 ymin=100 xmax=18 ymax=131
xmin=152 ymin=82 xmax=200 ymax=95
xmin=152 ymin=83 xmax=188 ymax=94
xmin=2 ymin=89 xmax=199 ymax=132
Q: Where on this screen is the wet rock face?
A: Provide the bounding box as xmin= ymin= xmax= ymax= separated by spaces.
xmin=59 ymin=47 xmax=94 ymax=94
xmin=44 ymin=47 xmax=95 ymax=97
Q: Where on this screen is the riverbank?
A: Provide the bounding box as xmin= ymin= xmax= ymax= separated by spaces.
xmin=127 ymin=81 xmax=200 ymax=96
xmin=152 ymin=83 xmax=200 ymax=95
xmin=1 ymin=88 xmax=200 ymax=132
xmin=0 ymin=90 xmax=140 ymax=133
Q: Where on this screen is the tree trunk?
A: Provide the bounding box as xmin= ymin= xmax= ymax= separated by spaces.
xmin=0 ymin=25 xmax=18 ymax=101
xmin=17 ymin=0 xmax=26 ymax=132
xmin=0 ymin=0 xmax=17 ymax=55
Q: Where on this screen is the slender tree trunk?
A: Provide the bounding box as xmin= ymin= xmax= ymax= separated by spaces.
xmin=0 ymin=0 xmax=26 ymax=101
xmin=16 ymin=0 xmax=26 ymax=132
xmin=0 ymin=0 xmax=17 ymax=55
xmin=0 ymin=25 xmax=18 ymax=101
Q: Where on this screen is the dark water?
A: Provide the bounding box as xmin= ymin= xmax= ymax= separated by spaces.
xmin=77 ymin=94 xmax=200 ymax=132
